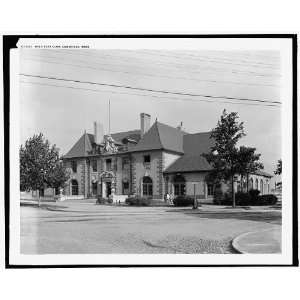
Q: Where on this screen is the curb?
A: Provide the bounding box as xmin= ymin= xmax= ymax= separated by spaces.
xmin=232 ymin=228 xmax=280 ymax=254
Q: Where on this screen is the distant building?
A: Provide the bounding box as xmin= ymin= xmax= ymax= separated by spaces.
xmin=63 ymin=113 xmax=272 ymax=201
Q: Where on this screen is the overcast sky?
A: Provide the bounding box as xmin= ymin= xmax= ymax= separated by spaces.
xmin=19 ymin=48 xmax=282 ymax=182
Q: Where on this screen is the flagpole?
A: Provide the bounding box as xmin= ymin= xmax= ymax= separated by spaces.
xmin=108 ymin=99 xmax=111 ymax=135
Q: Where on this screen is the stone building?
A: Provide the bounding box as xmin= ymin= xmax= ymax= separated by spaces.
xmin=63 ymin=113 xmax=272 ymax=202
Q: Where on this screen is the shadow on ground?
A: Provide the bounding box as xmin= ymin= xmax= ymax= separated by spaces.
xmin=166 ymin=209 xmax=282 ymax=225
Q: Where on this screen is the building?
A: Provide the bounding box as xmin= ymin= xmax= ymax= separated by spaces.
xmin=63 ymin=113 xmax=272 ymax=202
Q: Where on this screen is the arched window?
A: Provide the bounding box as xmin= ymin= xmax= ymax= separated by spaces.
xmin=71 ymin=179 xmax=78 ymax=195
xmin=142 ymin=176 xmax=153 ymax=196
xmin=260 ymin=179 xmax=264 ymax=195
xmin=249 ymin=178 xmax=254 ymax=190
xmin=255 ymin=178 xmax=259 ymax=190
xmin=173 ymin=174 xmax=186 ymax=196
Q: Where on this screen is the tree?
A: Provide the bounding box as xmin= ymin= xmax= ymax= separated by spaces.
xmin=20 ymin=133 xmax=69 ymax=206
xmin=236 ymin=146 xmax=264 ymax=192
xmin=274 ymin=159 xmax=282 ymax=175
xmin=203 ymin=109 xmax=245 ymax=207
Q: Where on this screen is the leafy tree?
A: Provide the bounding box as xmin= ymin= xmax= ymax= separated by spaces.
xmin=20 ymin=133 xmax=69 ymax=206
xmin=274 ymin=159 xmax=282 ymax=175
xmin=203 ymin=109 xmax=245 ymax=207
xmin=236 ymin=146 xmax=264 ymax=192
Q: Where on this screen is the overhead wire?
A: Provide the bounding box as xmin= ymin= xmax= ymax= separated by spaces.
xmin=19 ymin=73 xmax=281 ymax=105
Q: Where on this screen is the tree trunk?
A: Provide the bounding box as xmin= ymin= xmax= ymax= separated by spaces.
xmin=232 ymin=175 xmax=236 ymax=208
xmin=38 ymin=189 xmax=40 ymax=207
xmin=246 ymin=173 xmax=249 ymax=193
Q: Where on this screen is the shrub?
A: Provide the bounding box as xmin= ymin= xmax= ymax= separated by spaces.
xmin=220 ymin=193 xmax=233 ymax=206
xmin=249 ymin=189 xmax=260 ymax=200
xmin=213 ymin=186 xmax=224 ymax=205
xmin=256 ymin=194 xmax=278 ymax=206
xmin=96 ymin=196 xmax=106 ymax=204
xmin=173 ymin=195 xmax=194 ymax=207
xmin=96 ymin=196 xmax=113 ymax=205
xmin=235 ymin=191 xmax=252 ymax=206
xmin=125 ymin=196 xmax=151 ymax=206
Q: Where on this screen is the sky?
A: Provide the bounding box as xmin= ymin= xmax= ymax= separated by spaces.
xmin=19 ymin=48 xmax=282 ymax=184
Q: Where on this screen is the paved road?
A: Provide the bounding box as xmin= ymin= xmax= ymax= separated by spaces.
xmin=20 ymin=203 xmax=281 ymax=254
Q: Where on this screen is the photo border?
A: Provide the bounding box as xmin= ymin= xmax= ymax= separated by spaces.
xmin=3 ymin=34 xmax=298 ymax=268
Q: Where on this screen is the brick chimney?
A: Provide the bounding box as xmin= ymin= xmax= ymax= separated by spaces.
xmin=140 ymin=113 xmax=151 ymax=137
xmin=94 ymin=121 xmax=104 ymax=144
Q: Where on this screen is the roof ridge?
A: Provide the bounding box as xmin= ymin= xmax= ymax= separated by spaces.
xmin=185 ymin=131 xmax=212 ymax=136
xmin=155 ymin=122 xmax=164 ymax=149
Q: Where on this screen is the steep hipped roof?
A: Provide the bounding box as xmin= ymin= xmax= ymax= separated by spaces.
xmin=183 ymin=132 xmax=214 ymax=155
xmin=131 ymin=121 xmax=185 ymax=153
xmin=64 ymin=129 xmax=141 ymax=159
xmin=86 ymin=130 xmax=141 ymax=144
xmin=64 ymin=132 xmax=92 ymax=159
xmin=164 ymin=155 xmax=212 ymax=173
xmin=164 ymin=131 xmax=215 ymax=173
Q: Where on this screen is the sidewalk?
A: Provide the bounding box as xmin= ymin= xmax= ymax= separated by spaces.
xmin=232 ymin=228 xmax=281 ymax=254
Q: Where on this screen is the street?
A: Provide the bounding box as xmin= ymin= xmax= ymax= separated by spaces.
xmin=21 ymin=202 xmax=281 ymax=254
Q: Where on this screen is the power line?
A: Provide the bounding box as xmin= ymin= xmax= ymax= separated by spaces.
xmin=129 ymin=50 xmax=282 ymax=76
xmin=19 ymin=77 xmax=281 ymax=107
xmin=20 ymin=80 xmax=280 ymax=107
xmin=22 ymin=56 xmax=280 ymax=88
xmin=140 ymin=50 xmax=279 ymax=69
xmin=32 ymin=49 xmax=281 ymax=78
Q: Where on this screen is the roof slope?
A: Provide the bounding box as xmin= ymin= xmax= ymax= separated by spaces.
xmin=64 ymin=129 xmax=141 ymax=159
xmin=253 ymin=170 xmax=273 ymax=178
xmin=165 ymin=131 xmax=215 ymax=173
xmin=164 ymin=155 xmax=212 ymax=173
xmin=131 ymin=122 xmax=185 ymax=153
xmin=183 ymin=132 xmax=214 ymax=155
xmin=64 ymin=132 xmax=92 ymax=159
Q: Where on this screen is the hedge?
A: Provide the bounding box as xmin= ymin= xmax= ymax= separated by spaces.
xmin=96 ymin=196 xmax=113 ymax=205
xmin=213 ymin=189 xmax=277 ymax=206
xmin=173 ymin=195 xmax=194 ymax=207
xmin=125 ymin=196 xmax=151 ymax=206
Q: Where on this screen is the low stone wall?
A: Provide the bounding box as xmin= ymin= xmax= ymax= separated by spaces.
xmin=55 ymin=195 xmax=85 ymax=202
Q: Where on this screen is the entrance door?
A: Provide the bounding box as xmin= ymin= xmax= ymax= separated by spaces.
xmin=92 ymin=182 xmax=97 ymax=196
xmin=106 ymin=182 xmax=112 ymax=198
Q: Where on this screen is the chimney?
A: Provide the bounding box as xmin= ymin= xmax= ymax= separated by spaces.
xmin=177 ymin=121 xmax=183 ymax=130
xmin=94 ymin=121 xmax=104 ymax=144
xmin=140 ymin=113 xmax=151 ymax=137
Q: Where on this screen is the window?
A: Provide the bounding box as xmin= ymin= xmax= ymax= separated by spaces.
xmin=122 ymin=181 xmax=129 ymax=194
xmin=173 ymin=174 xmax=186 ymax=196
xmin=142 ymin=176 xmax=153 ymax=196
xmin=71 ymin=161 xmax=77 ymax=173
xmin=122 ymin=157 xmax=129 ymax=170
xmin=106 ymin=159 xmax=112 ymax=171
xmin=207 ymin=184 xmax=214 ymax=196
xmin=249 ymin=178 xmax=254 ymax=190
xmin=92 ymin=159 xmax=97 ymax=172
xmin=260 ymin=179 xmax=264 ymax=194
xmin=255 ymin=179 xmax=259 ymax=190
xmin=143 ymin=155 xmax=151 ymax=163
xmin=71 ymin=179 xmax=78 ymax=195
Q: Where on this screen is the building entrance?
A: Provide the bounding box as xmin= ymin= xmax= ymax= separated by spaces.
xmin=106 ymin=182 xmax=112 ymax=198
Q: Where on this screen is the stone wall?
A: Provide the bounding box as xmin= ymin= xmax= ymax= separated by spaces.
xmin=131 ymin=150 xmax=163 ymax=199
